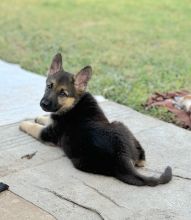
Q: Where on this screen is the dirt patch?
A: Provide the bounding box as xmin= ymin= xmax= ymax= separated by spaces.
xmin=145 ymin=91 xmax=191 ymax=129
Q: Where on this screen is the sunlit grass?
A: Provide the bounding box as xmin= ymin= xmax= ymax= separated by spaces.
xmin=0 ymin=0 xmax=191 ymax=122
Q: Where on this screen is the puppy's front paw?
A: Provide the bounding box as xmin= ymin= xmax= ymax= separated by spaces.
xmin=19 ymin=121 xmax=43 ymax=139
xmin=35 ymin=115 xmax=49 ymax=125
xmin=34 ymin=116 xmax=42 ymax=124
xmin=19 ymin=121 xmax=32 ymax=133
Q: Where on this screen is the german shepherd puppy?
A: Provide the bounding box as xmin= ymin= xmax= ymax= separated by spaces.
xmin=20 ymin=53 xmax=172 ymax=186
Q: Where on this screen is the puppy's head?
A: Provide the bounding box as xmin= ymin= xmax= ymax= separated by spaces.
xmin=40 ymin=53 xmax=92 ymax=113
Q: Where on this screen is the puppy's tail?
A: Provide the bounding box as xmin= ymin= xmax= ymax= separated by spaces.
xmin=116 ymin=161 xmax=172 ymax=187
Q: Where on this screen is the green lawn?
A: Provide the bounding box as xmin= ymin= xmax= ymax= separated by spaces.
xmin=0 ymin=0 xmax=191 ymax=121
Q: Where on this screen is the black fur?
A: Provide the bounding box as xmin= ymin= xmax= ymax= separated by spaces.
xmin=40 ymin=92 xmax=172 ymax=186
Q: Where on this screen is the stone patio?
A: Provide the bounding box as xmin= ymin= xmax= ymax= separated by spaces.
xmin=0 ymin=60 xmax=191 ymax=220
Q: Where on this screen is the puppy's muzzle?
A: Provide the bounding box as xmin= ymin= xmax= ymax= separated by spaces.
xmin=40 ymin=98 xmax=52 ymax=111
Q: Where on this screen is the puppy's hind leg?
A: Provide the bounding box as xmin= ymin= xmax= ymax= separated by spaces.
xmin=135 ymin=141 xmax=146 ymax=167
xmin=115 ymin=156 xmax=146 ymax=186
xmin=111 ymin=121 xmax=146 ymax=167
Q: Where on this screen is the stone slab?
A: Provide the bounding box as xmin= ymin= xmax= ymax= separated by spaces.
xmin=0 ymin=60 xmax=45 ymax=125
xmin=0 ymin=102 xmax=191 ymax=219
xmin=1 ymin=158 xmax=190 ymax=220
xmin=0 ymin=191 xmax=56 ymax=220
xmin=1 ymin=60 xmax=191 ymax=220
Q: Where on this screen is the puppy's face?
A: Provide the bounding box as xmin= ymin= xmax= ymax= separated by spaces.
xmin=40 ymin=53 xmax=92 ymax=113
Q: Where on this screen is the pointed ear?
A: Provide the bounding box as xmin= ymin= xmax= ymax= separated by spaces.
xmin=48 ymin=53 xmax=63 ymax=75
xmin=74 ymin=66 xmax=92 ymax=93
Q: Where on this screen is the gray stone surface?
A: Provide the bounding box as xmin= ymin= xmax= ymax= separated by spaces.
xmin=0 ymin=60 xmax=191 ymax=220
xmin=0 ymin=60 xmax=45 ymax=125
xmin=0 ymin=191 xmax=56 ymax=220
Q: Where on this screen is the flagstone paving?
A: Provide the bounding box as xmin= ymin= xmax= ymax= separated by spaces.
xmin=0 ymin=60 xmax=191 ymax=220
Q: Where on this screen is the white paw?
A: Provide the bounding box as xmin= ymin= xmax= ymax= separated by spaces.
xmin=34 ymin=116 xmax=42 ymax=124
xmin=34 ymin=115 xmax=49 ymax=125
xmin=19 ymin=121 xmax=32 ymax=133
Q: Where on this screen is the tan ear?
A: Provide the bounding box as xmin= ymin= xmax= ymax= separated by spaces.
xmin=74 ymin=66 xmax=92 ymax=93
xmin=48 ymin=53 xmax=63 ymax=75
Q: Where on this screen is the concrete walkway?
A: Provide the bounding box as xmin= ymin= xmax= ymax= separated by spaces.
xmin=0 ymin=60 xmax=191 ymax=220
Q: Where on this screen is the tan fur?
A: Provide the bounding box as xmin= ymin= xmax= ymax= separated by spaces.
xmin=58 ymin=97 xmax=75 ymax=111
xmin=19 ymin=121 xmax=44 ymax=139
xmin=56 ymin=85 xmax=68 ymax=94
xmin=135 ymin=160 xmax=145 ymax=167
xmin=35 ymin=115 xmax=51 ymax=126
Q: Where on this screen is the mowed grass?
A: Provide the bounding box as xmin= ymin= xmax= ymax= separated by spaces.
xmin=0 ymin=0 xmax=191 ymax=121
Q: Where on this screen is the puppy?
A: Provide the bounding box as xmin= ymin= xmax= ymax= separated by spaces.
xmin=20 ymin=53 xmax=172 ymax=186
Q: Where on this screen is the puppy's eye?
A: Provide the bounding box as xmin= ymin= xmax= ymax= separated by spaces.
xmin=47 ymin=83 xmax=53 ymax=89
xmin=59 ymin=89 xmax=68 ymax=97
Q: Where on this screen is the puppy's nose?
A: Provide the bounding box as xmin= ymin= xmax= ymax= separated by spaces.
xmin=40 ymin=99 xmax=51 ymax=109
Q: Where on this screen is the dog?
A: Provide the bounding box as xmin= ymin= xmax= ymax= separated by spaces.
xmin=20 ymin=53 xmax=172 ymax=186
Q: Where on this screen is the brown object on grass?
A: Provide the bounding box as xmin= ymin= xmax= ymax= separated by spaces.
xmin=145 ymin=90 xmax=191 ymax=129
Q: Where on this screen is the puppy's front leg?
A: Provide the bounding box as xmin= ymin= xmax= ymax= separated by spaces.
xmin=35 ymin=115 xmax=51 ymax=126
xmin=19 ymin=121 xmax=44 ymax=140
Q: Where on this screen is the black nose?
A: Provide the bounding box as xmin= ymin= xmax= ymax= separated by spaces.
xmin=40 ymin=99 xmax=51 ymax=110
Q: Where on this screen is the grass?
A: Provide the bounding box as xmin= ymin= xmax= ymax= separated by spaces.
xmin=0 ymin=0 xmax=191 ymax=122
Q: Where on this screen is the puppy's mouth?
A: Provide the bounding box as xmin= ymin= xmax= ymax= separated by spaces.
xmin=40 ymin=100 xmax=59 ymax=112
xmin=41 ymin=105 xmax=59 ymax=112
xmin=41 ymin=106 xmax=51 ymax=112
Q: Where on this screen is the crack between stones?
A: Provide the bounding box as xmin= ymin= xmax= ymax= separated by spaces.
xmin=172 ymin=174 xmax=191 ymax=181
xmin=39 ymin=187 xmax=105 ymax=220
xmin=82 ymin=182 xmax=125 ymax=208
xmin=72 ymin=176 xmax=125 ymax=209
xmin=144 ymin=168 xmax=191 ymax=181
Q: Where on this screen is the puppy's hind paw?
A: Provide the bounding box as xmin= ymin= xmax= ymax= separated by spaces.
xmin=135 ymin=160 xmax=145 ymax=167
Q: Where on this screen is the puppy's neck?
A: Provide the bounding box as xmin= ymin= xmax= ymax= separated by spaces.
xmin=51 ymin=92 xmax=90 ymax=120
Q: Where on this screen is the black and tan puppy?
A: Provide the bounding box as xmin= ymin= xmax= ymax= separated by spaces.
xmin=20 ymin=53 xmax=172 ymax=186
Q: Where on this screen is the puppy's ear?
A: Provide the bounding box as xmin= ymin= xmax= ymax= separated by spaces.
xmin=74 ymin=66 xmax=92 ymax=93
xmin=48 ymin=53 xmax=63 ymax=75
